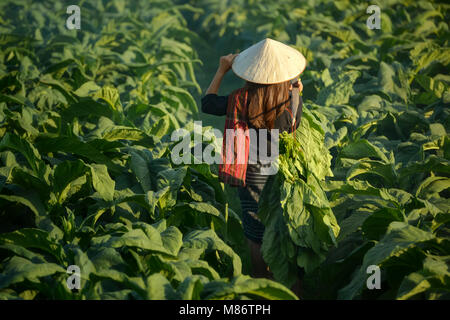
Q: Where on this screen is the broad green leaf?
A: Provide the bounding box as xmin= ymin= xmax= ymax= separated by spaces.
xmin=0 ymin=133 xmax=45 ymax=176
xmin=129 ymin=149 xmax=153 ymax=192
xmin=340 ymin=140 xmax=389 ymax=163
xmin=361 ymin=208 xmax=405 ymax=241
xmin=35 ymin=135 xmax=121 ymax=173
xmin=397 ymin=255 xmax=450 ymax=300
xmin=0 ymin=192 xmax=46 ymax=218
xmin=52 ymin=160 xmax=88 ymax=204
xmin=94 ymin=86 xmax=122 ymax=112
xmin=89 ymin=164 xmax=115 ymax=201
xmin=416 ymin=176 xmax=450 ymax=200
xmin=181 ymin=229 xmax=242 ymax=277
xmin=316 ymin=71 xmax=359 ymax=106
xmin=144 ymin=273 xmax=179 ymax=300
xmin=0 ymin=228 xmax=66 ymax=264
xmin=177 ymin=276 xmax=204 ymax=300
xmin=0 ymin=256 xmax=65 ymax=289
xmin=91 ymin=223 xmax=182 ymax=257
xmin=203 ymin=275 xmax=297 ymax=300
xmin=74 ymin=81 xmax=101 ymax=97
xmin=338 ymin=222 xmax=435 ymax=299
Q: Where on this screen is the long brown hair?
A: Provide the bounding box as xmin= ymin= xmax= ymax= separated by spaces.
xmin=240 ymin=80 xmax=291 ymax=129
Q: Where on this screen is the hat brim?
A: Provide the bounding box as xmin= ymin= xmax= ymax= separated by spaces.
xmin=231 ymin=38 xmax=307 ymax=85
xmin=232 ymin=61 xmax=307 ymax=85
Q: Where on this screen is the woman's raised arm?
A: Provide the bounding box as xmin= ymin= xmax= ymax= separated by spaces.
xmin=205 ymin=53 xmax=239 ymax=95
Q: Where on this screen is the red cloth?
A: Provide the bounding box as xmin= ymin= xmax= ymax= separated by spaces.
xmin=218 ymin=88 xmax=250 ymax=187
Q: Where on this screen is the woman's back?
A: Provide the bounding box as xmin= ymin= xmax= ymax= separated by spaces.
xmin=201 ymin=88 xmax=302 ymax=184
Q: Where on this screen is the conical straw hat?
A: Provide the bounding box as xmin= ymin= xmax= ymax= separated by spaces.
xmin=231 ymin=38 xmax=306 ymax=85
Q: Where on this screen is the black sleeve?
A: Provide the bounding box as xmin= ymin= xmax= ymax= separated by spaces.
xmin=201 ymin=94 xmax=228 ymax=116
xmin=274 ymin=95 xmax=303 ymax=133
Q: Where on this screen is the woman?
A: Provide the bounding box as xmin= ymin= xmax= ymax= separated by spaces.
xmin=201 ymin=38 xmax=305 ymax=279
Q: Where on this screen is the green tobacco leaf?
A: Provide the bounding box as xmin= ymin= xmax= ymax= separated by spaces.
xmin=129 ymin=149 xmax=153 ymax=192
xmin=337 ymin=211 xmax=372 ymax=242
xmin=94 ymin=86 xmax=122 ymax=112
xmin=39 ymin=75 xmax=76 ymax=104
xmin=183 ymin=260 xmax=220 ymax=280
xmin=149 ymin=115 xmax=171 ymax=139
xmin=144 ymin=273 xmax=179 ymax=300
xmin=0 ymin=228 xmax=66 ymax=264
xmin=203 ymin=275 xmax=297 ymax=300
xmin=0 ymin=192 xmax=46 ymax=218
xmin=102 ymin=126 xmax=152 ymax=144
xmin=397 ymin=255 xmax=450 ymax=300
xmin=145 ymin=254 xmax=191 ymax=283
xmin=260 ymin=176 xmax=298 ymax=287
xmin=416 ymin=176 xmax=450 ymax=200
xmin=0 ymin=256 xmax=65 ymax=289
xmin=88 ymin=247 xmax=126 ymax=272
xmin=0 ymin=93 xmax=30 ymax=107
xmin=429 ymin=123 xmax=446 ymax=137
xmin=91 ymin=223 xmax=182 ymax=257
xmin=282 ymin=179 xmax=338 ymax=250
xmin=187 ymin=202 xmax=222 ymax=218
xmin=156 ymin=167 xmax=187 ymax=208
xmin=44 ymin=59 xmax=76 ymax=75
xmin=324 ymin=126 xmax=347 ymax=149
xmin=340 ymin=140 xmax=389 ymax=163
xmin=0 ymin=244 xmax=46 ymax=263
xmin=396 ymin=271 xmax=431 ymax=300
xmin=316 ymin=70 xmax=359 ymax=106
xmin=19 ymin=56 xmax=40 ymax=81
xmin=160 ymin=226 xmax=183 ymax=257
xmin=415 ymin=75 xmax=447 ymax=104
xmin=73 ymin=81 xmax=101 ymax=97
xmin=422 ymin=255 xmax=450 ymax=282
xmin=378 ymin=62 xmax=409 ymax=103
xmin=35 ymin=135 xmax=121 ymax=173
xmin=52 ymin=160 xmax=88 ymax=204
xmin=325 ymin=180 xmax=381 ymax=196
xmin=346 ymin=160 xmax=397 ymax=186
xmin=338 ymin=222 xmax=435 ymax=299
xmin=161 ymin=85 xmax=198 ymax=114
xmin=11 ymin=167 xmax=49 ymax=195
xmin=181 ymin=229 xmax=242 ymax=277
xmin=362 ymin=208 xmax=405 ymax=241
xmin=0 ymin=133 xmax=45 ymax=176
xmin=177 ymin=276 xmax=204 ymax=300
xmin=261 ymin=109 xmax=338 ymax=284
xmin=62 ymin=98 xmax=114 ymax=122
xmin=89 ymin=164 xmax=115 ymax=202
xmin=0 ymin=289 xmax=23 ymax=300
xmin=292 ymin=109 xmax=332 ymax=180
xmin=400 ymin=156 xmax=450 ymax=179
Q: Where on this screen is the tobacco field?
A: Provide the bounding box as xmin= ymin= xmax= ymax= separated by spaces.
xmin=0 ymin=0 xmax=448 ymax=300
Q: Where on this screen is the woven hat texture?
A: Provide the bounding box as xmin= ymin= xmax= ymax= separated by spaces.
xmin=232 ymin=38 xmax=306 ymax=84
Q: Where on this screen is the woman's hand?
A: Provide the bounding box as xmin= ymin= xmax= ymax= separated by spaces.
xmin=206 ymin=53 xmax=238 ymax=95
xmin=218 ymin=53 xmax=239 ymax=74
xmin=289 ymin=79 xmax=303 ymax=92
